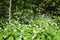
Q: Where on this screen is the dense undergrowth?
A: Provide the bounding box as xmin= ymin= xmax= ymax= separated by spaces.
xmin=0 ymin=14 xmax=60 ymax=40
xmin=0 ymin=0 xmax=60 ymax=40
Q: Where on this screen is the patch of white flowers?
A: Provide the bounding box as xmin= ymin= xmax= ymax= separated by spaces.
xmin=28 ymin=24 xmax=32 ymax=27
xmin=33 ymin=30 xmax=37 ymax=34
xmin=24 ymin=37 xmax=27 ymax=40
xmin=19 ymin=35 xmax=22 ymax=40
xmin=4 ymin=28 xmax=7 ymax=31
xmin=0 ymin=27 xmax=1 ymax=29
xmin=13 ymin=29 xmax=17 ymax=32
xmin=57 ymin=27 xmax=59 ymax=29
xmin=33 ymin=24 xmax=36 ymax=26
xmin=36 ymin=25 xmax=39 ymax=28
xmin=25 ymin=25 xmax=29 ymax=27
xmin=19 ymin=24 xmax=21 ymax=26
xmin=4 ymin=36 xmax=6 ymax=38
xmin=29 ymin=21 xmax=31 ymax=24
xmin=32 ymin=33 xmax=37 ymax=40
xmin=6 ymin=22 xmax=8 ymax=24
xmin=15 ymin=20 xmax=18 ymax=23
xmin=39 ymin=28 xmax=42 ymax=30
xmin=24 ymin=24 xmax=32 ymax=28
xmin=21 ymin=30 xmax=24 ymax=34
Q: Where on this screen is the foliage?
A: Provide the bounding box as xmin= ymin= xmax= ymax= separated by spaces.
xmin=0 ymin=0 xmax=60 ymax=40
xmin=0 ymin=14 xmax=59 ymax=40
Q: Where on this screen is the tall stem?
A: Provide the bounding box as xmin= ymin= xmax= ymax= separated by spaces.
xmin=9 ymin=0 xmax=12 ymax=24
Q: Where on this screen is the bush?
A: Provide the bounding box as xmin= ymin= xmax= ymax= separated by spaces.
xmin=0 ymin=14 xmax=59 ymax=40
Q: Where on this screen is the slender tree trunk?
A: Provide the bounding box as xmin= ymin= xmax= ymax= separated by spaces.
xmin=9 ymin=0 xmax=12 ymax=24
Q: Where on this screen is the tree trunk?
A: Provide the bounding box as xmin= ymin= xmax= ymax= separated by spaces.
xmin=9 ymin=0 xmax=12 ymax=24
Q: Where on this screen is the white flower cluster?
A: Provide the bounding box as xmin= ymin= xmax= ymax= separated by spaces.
xmin=19 ymin=35 xmax=27 ymax=40
xmin=4 ymin=28 xmax=7 ymax=31
xmin=15 ymin=21 xmax=18 ymax=23
xmin=0 ymin=27 xmax=1 ymax=29
xmin=13 ymin=29 xmax=17 ymax=32
xmin=18 ymin=24 xmax=21 ymax=27
xmin=19 ymin=35 xmax=22 ymax=40
xmin=10 ymin=23 xmax=15 ymax=26
xmin=4 ymin=36 xmax=6 ymax=38
xmin=21 ymin=30 xmax=24 ymax=33
xmin=24 ymin=24 xmax=32 ymax=29
xmin=33 ymin=30 xmax=37 ymax=34
xmin=25 ymin=25 xmax=29 ymax=28
xmin=32 ymin=34 xmax=37 ymax=40
xmin=24 ymin=37 xmax=27 ymax=40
